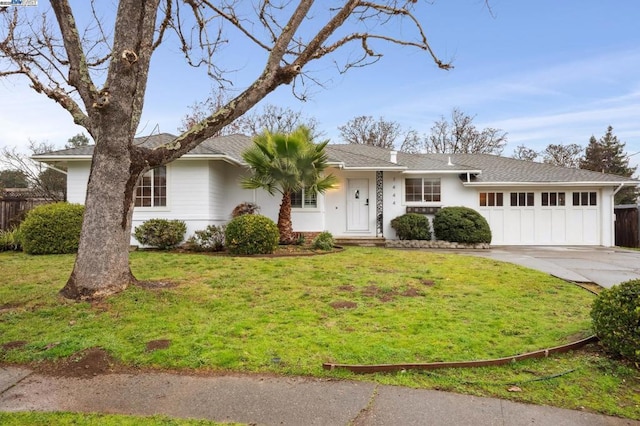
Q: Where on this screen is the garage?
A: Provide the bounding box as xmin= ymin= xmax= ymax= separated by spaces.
xmin=478 ymin=189 xmax=601 ymax=245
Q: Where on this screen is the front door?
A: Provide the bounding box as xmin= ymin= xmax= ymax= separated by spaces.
xmin=347 ymin=179 xmax=369 ymax=231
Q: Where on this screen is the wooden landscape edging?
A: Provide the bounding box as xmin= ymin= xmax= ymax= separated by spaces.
xmin=322 ymin=335 xmax=598 ymax=374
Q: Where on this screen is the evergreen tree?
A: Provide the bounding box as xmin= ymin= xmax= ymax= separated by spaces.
xmin=65 ymin=133 xmax=90 ymax=149
xmin=580 ymin=126 xmax=637 ymax=204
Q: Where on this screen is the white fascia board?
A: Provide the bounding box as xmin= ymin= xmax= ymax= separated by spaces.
xmin=462 ymin=181 xmax=637 ymax=188
xmin=340 ymin=166 xmax=407 ymax=171
xmin=182 ymin=154 xmax=243 ymax=166
xmin=31 ymin=155 xmax=92 ymax=162
xmin=402 ymin=169 xmax=482 ymax=175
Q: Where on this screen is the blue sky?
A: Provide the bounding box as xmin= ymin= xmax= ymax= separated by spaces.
xmin=1 ymin=1 xmax=639 ymax=168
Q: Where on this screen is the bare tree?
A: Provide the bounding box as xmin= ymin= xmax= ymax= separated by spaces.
xmin=178 ymin=90 xmax=246 ymax=136
xmin=338 ymin=116 xmax=402 ymax=148
xmin=424 ymin=108 xmax=507 ymax=154
xmin=399 ymin=129 xmax=422 ymax=154
xmin=239 ymin=104 xmax=322 ymax=138
xmin=1 ymin=1 xmax=451 ymax=299
xmin=541 ymin=143 xmax=583 ymax=168
xmin=512 ymin=144 xmax=539 ymax=162
xmin=182 ymin=94 xmax=321 ymax=138
xmin=0 ymin=140 xmax=66 ymax=200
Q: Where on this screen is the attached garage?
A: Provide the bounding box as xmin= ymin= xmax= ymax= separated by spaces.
xmin=479 ymin=189 xmax=602 ymax=245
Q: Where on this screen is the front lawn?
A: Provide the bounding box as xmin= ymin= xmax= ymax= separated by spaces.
xmin=1 ymin=247 xmax=638 ymax=419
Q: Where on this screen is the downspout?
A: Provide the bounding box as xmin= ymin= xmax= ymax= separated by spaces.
xmin=610 ymin=183 xmax=626 ymax=247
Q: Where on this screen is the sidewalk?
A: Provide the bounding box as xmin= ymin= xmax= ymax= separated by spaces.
xmin=2 ymin=365 xmax=638 ymax=425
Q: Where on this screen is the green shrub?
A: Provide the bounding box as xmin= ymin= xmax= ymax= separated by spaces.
xmin=433 ymin=206 xmax=491 ymax=244
xmin=312 ymin=231 xmax=335 ymax=251
xmin=0 ymin=227 xmax=21 ymax=252
xmin=591 ymin=279 xmax=640 ymax=362
xmin=187 ymin=224 xmax=226 ymax=252
xmin=231 ymin=202 xmax=260 ymax=218
xmin=390 ymin=213 xmax=432 ymax=240
xmin=19 ymin=202 xmax=84 ymax=255
xmin=133 ymin=219 xmax=187 ymax=250
xmin=225 ymin=214 xmax=279 ymax=255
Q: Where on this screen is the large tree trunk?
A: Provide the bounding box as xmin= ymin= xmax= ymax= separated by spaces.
xmin=278 ymin=191 xmax=295 ymax=244
xmin=60 ymin=134 xmax=141 ymax=300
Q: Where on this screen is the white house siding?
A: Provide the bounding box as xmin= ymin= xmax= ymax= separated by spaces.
xmin=383 ymin=172 xmax=476 ymax=239
xmin=66 ymin=161 xmax=91 ymax=204
xmin=324 ymin=169 xmax=378 ymax=237
xmin=131 ymin=160 xmax=211 ymax=243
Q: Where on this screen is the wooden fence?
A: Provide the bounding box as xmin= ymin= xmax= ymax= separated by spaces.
xmin=615 ymin=205 xmax=640 ymax=248
xmin=0 ymin=192 xmax=53 ymax=231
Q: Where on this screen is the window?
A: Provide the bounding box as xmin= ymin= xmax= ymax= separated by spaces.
xmin=405 ymin=178 xmax=441 ymax=202
xmin=135 ymin=166 xmax=166 ymax=207
xmin=541 ymin=192 xmax=565 ymax=206
xmin=479 ymin=192 xmax=503 ymax=207
xmin=572 ymin=191 xmax=597 ymax=206
xmin=510 ymin=192 xmax=534 ymax=207
xmin=291 ymin=188 xmax=317 ymax=208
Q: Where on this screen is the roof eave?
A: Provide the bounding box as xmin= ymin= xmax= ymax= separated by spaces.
xmin=31 ymin=155 xmax=92 ymax=162
xmin=182 ymin=154 xmax=243 ymax=166
xmin=462 ymin=181 xmax=639 ymax=188
xmin=339 ymin=166 xmax=408 ymax=171
xmin=403 ymin=169 xmax=483 ymax=175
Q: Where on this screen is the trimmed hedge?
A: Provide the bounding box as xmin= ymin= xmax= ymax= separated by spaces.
xmin=19 ymin=202 xmax=84 ymax=254
xmin=433 ymin=206 xmax=491 ymax=244
xmin=225 ymin=214 xmax=279 ymax=255
xmin=312 ymin=231 xmax=335 ymax=251
xmin=591 ymin=279 xmax=640 ymax=362
xmin=187 ymin=225 xmax=226 ymax=252
xmin=390 ymin=213 xmax=432 ymax=240
xmin=133 ymin=219 xmax=187 ymax=250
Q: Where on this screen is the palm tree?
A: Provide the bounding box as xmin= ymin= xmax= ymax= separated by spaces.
xmin=241 ymin=126 xmax=337 ymax=244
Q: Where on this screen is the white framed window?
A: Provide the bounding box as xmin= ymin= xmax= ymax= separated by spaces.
xmin=572 ymin=191 xmax=597 ymax=206
xmin=542 ymin=192 xmax=565 ymax=206
xmin=291 ymin=188 xmax=317 ymax=209
xmin=510 ymin=192 xmax=534 ymax=207
xmin=405 ymin=178 xmax=441 ymax=202
xmin=479 ymin=192 xmax=503 ymax=207
xmin=135 ymin=166 xmax=166 ymax=207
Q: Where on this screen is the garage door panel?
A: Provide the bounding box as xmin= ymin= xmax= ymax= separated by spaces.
xmin=521 ymin=209 xmax=535 ymax=244
xmin=551 ymin=209 xmax=566 ymax=244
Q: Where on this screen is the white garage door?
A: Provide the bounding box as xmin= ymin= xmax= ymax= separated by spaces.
xmin=478 ymin=190 xmax=600 ymax=245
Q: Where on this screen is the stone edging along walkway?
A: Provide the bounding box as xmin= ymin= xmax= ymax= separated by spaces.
xmin=386 ymin=240 xmax=490 ymax=249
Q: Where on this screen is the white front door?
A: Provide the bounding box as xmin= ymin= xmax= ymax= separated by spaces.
xmin=347 ymin=179 xmax=369 ymax=231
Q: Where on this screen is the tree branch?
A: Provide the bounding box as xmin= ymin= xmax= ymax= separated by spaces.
xmin=50 ymin=0 xmax=98 ymax=108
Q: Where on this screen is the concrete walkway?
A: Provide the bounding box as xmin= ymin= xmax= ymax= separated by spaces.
xmin=456 ymin=246 xmax=640 ymax=288
xmin=1 ymin=365 xmax=638 ymax=425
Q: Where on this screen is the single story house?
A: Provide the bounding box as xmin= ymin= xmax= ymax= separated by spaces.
xmin=33 ymin=133 xmax=639 ymax=247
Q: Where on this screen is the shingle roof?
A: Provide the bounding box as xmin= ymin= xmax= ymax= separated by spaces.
xmin=432 ymin=153 xmax=637 ymax=184
xmin=34 ymin=133 xmax=638 ymax=185
xmin=325 ymin=144 xmax=404 ymax=169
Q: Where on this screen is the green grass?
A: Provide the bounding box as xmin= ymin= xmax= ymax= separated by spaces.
xmin=0 ymin=412 xmax=238 ymax=425
xmin=1 ymin=248 xmax=638 ymax=420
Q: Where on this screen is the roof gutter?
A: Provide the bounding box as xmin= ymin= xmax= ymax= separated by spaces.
xmin=339 ymin=166 xmax=407 ymax=171
xmin=462 ymin=181 xmax=636 ymax=188
xmin=403 ymin=169 xmax=482 ymax=175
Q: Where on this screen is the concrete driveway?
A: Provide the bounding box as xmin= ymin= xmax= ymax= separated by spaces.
xmin=464 ymin=246 xmax=640 ymax=289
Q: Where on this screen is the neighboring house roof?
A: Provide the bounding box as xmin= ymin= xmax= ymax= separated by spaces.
xmin=33 ymin=133 xmax=639 ymax=186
